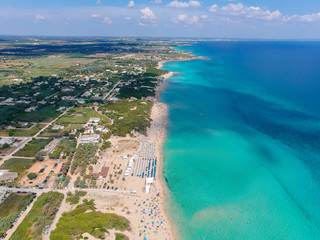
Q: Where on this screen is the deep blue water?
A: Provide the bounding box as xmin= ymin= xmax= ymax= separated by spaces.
xmin=161 ymin=41 xmax=320 ymax=240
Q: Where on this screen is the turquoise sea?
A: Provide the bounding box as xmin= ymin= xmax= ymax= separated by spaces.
xmin=161 ymin=42 xmax=320 ymax=240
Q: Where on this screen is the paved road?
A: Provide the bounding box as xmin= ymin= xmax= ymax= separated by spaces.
xmin=102 ymin=80 xmax=122 ymax=100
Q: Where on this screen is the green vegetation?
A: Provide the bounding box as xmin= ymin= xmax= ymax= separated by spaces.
xmin=71 ymin=143 xmax=98 ymax=175
xmin=56 ymin=107 xmax=110 ymax=125
xmin=0 ymin=158 xmax=34 ymax=178
xmin=66 ymin=191 xmax=87 ymax=205
xmin=49 ymin=138 xmax=76 ymax=159
xmin=50 ymin=199 xmax=130 ymax=240
xmin=101 ymin=141 xmax=111 ymax=150
xmin=0 ymin=193 xmax=33 ymax=237
xmin=100 ymin=99 xmax=153 ymax=137
xmin=115 ymin=233 xmax=129 ymax=240
xmin=0 ymin=124 xmax=45 ymax=137
xmin=13 ymin=106 xmax=61 ymax=123
xmin=10 ymin=191 xmax=64 ymax=240
xmin=14 ymin=138 xmax=51 ymax=157
xmin=27 ymin=173 xmax=37 ymax=180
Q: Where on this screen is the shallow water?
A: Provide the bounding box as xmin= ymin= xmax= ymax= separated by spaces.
xmin=161 ymin=42 xmax=320 ymax=240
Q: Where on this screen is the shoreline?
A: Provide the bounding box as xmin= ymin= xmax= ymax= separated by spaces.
xmin=154 ymin=53 xmax=207 ymax=240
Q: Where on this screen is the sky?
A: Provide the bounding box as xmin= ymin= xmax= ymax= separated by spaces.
xmin=1 ymin=0 xmax=320 ymax=39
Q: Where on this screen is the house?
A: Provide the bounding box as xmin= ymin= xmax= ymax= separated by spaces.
xmin=0 ymin=138 xmax=15 ymax=147
xmin=79 ymin=134 xmax=100 ymax=144
xmin=89 ymin=118 xmax=100 ymax=124
xmin=84 ymin=126 xmax=94 ymax=134
xmin=52 ymin=124 xmax=64 ymax=130
xmin=57 ymin=107 xmax=66 ymax=112
xmin=95 ymin=125 xmax=109 ymax=133
xmin=100 ymin=166 xmax=109 ymax=178
xmin=0 ymin=170 xmax=18 ymax=183
xmin=76 ymin=99 xmax=85 ymax=104
xmin=25 ymin=106 xmax=38 ymax=112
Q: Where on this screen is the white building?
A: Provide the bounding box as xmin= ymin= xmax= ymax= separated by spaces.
xmin=52 ymin=124 xmax=64 ymax=130
xmin=145 ymin=178 xmax=154 ymax=194
xmin=89 ymin=118 xmax=100 ymax=124
xmin=79 ymin=134 xmax=100 ymax=144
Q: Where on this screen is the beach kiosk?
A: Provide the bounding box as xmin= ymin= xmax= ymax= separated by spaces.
xmin=145 ymin=177 xmax=153 ymax=193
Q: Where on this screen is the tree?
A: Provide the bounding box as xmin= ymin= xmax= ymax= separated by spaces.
xmin=27 ymin=173 xmax=37 ymax=180
xmin=1 ymin=143 xmax=10 ymax=149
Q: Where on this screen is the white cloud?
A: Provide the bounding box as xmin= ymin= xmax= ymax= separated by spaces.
xmin=201 ymin=15 xmax=208 ymax=19
xmin=128 ymin=1 xmax=135 ymax=8
xmin=96 ymin=0 xmax=101 ymax=5
xmin=208 ymin=4 xmax=218 ymax=13
xmin=208 ymin=3 xmax=282 ymax=21
xmin=91 ymin=14 xmax=101 ymax=18
xmin=188 ymin=1 xmax=201 ymax=8
xmin=102 ymin=16 xmax=112 ymax=24
xmin=167 ymin=0 xmax=201 ymax=8
xmin=35 ymin=14 xmax=45 ymax=20
xmin=287 ymin=13 xmax=320 ymax=22
xmin=174 ymin=14 xmax=200 ymax=24
xmin=140 ymin=7 xmax=156 ymax=20
xmin=154 ymin=0 xmax=162 ymax=4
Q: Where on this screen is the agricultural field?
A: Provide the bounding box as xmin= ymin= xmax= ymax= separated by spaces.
xmin=10 ymin=191 xmax=64 ymax=240
xmin=0 ymin=54 xmax=95 ymax=85
xmin=13 ymin=138 xmax=52 ymax=157
xmin=13 ymin=106 xmax=61 ymax=123
xmin=0 ymin=124 xmax=46 ymax=137
xmin=50 ymin=199 xmax=130 ymax=240
xmin=0 ymin=193 xmax=34 ymax=237
xmin=100 ymin=100 xmax=153 ymax=137
xmin=56 ymin=107 xmax=110 ymax=125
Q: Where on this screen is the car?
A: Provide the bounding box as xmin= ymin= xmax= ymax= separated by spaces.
xmin=107 ymin=186 xmax=110 ymax=190
xmin=103 ymin=183 xmax=107 ymax=188
xmin=111 ymin=186 xmax=114 ymax=190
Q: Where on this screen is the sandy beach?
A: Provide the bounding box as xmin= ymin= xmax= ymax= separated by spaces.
xmin=63 ymin=66 xmax=177 ymax=240
xmin=50 ymin=60 xmax=179 ymax=240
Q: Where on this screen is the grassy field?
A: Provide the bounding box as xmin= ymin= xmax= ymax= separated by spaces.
xmin=0 ymin=193 xmax=33 ymax=237
xmin=13 ymin=106 xmax=61 ymax=123
xmin=50 ymin=199 xmax=130 ymax=240
xmin=56 ymin=107 xmax=110 ymax=125
xmin=0 ymin=124 xmax=46 ymax=137
xmin=0 ymin=158 xmax=34 ymax=176
xmin=10 ymin=192 xmax=64 ymax=240
xmin=13 ymin=138 xmax=51 ymax=157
